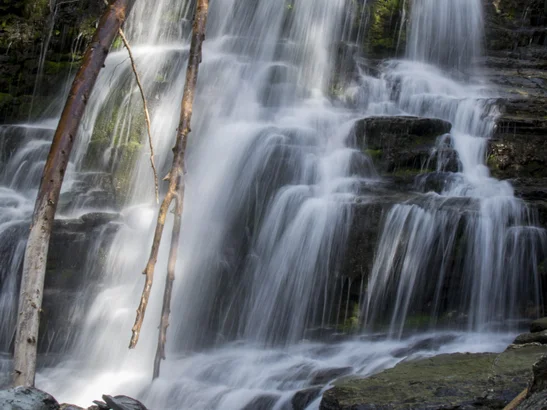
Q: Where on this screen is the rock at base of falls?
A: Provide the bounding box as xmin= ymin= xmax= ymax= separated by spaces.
xmin=531 ymin=317 xmax=547 ymax=333
xmin=319 ymin=344 xmax=547 ymax=410
xmin=292 ymin=387 xmax=322 ymax=410
xmin=514 ymin=330 xmax=547 ymax=345
xmin=515 ymin=356 xmax=547 ymax=409
xmin=0 ymin=387 xmax=60 ymax=410
xmin=94 ymin=395 xmax=148 ymax=410
xmin=59 ymin=405 xmax=85 ymax=410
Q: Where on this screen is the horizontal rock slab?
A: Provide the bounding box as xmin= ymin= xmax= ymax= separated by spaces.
xmin=351 ymin=116 xmax=453 ymax=174
xmin=488 ymin=98 xmax=547 ymax=179
xmin=531 ymin=317 xmax=547 ymax=333
xmin=320 ymin=344 xmax=547 ymax=410
xmin=513 ymin=330 xmax=547 ymax=345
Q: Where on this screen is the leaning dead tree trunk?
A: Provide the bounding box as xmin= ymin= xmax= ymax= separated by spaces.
xmin=13 ymin=0 xmax=135 ymax=388
xmin=129 ymin=0 xmax=209 ymax=379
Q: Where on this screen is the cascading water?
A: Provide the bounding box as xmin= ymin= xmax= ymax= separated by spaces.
xmin=1 ymin=0 xmax=545 ymax=408
xmin=361 ymin=0 xmax=546 ymax=336
xmin=406 ymin=0 xmax=484 ymax=71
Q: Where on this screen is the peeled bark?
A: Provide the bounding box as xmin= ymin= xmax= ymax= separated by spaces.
xmin=13 ymin=0 xmax=135 ymax=388
xmin=129 ymin=0 xmax=209 ymax=380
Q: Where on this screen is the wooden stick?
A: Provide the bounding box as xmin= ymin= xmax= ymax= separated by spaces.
xmin=503 ymin=388 xmax=528 ymax=410
xmin=129 ymin=0 xmax=210 ymax=363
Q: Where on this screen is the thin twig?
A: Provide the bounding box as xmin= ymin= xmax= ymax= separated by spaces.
xmin=118 ymin=28 xmax=160 ymax=203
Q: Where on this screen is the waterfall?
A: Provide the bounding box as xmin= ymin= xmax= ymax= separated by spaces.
xmin=362 ymin=0 xmax=545 ymax=335
xmin=0 ymin=0 xmax=544 ymax=408
xmin=406 ymin=0 xmax=484 ymax=71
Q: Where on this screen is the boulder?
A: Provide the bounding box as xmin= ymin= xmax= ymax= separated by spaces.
xmin=351 ymin=116 xmax=452 ymax=175
xmin=0 ymin=387 xmax=59 ymax=410
xmin=530 ymin=355 xmax=547 ymax=395
xmin=101 ymin=395 xmax=148 ymax=410
xmin=514 ymin=330 xmax=547 ymax=345
xmin=531 ymin=318 xmax=547 ymax=333
xmin=292 ymin=387 xmax=322 ymax=410
xmin=241 ymin=394 xmax=279 ymax=410
xmin=515 ymin=355 xmax=547 ymax=409
xmin=310 ymin=367 xmax=353 ymax=385
xmin=320 ymin=344 xmax=547 ymax=410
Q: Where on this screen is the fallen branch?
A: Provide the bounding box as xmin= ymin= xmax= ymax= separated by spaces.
xmin=503 ymin=388 xmax=528 ymax=410
xmin=153 ymin=194 xmax=182 ymax=378
xmin=13 ymin=0 xmax=135 ymax=387
xmin=129 ymin=0 xmax=210 ymax=372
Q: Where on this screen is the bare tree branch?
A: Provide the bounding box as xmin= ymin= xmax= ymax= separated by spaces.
xmin=129 ymin=1 xmax=210 ymax=382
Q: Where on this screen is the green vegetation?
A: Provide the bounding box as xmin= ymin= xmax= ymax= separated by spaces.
xmin=365 ymin=0 xmax=407 ymax=57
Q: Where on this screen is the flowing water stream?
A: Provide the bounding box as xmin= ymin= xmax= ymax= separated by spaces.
xmin=1 ymin=0 xmax=545 ymax=408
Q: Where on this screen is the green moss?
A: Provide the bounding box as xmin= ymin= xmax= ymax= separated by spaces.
xmin=0 ymin=92 xmax=14 ymax=106
xmin=326 ymin=345 xmax=547 ymax=408
xmin=23 ymin=0 xmax=48 ymax=21
xmin=43 ymin=60 xmax=78 ymax=75
xmin=112 ymin=35 xmax=123 ymax=50
xmin=365 ymin=149 xmax=383 ymax=159
xmin=365 ymin=0 xmax=406 ymax=57
xmin=84 ymin=94 xmax=148 ymax=206
xmin=391 ymin=167 xmax=433 ymax=177
xmin=404 ymin=314 xmax=431 ymax=328
xmin=338 ymin=304 xmax=361 ymax=333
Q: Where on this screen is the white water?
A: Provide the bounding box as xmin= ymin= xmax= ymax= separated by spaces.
xmin=0 ymin=0 xmax=544 ymax=408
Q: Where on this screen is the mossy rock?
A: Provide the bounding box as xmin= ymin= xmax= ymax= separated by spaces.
xmin=351 ymin=116 xmax=452 ymax=174
xmin=321 ymin=344 xmax=547 ymax=409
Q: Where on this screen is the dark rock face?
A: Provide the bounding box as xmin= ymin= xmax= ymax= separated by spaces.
xmin=515 ymin=355 xmax=547 ymax=409
xmin=311 ymin=367 xmax=353 ymax=386
xmin=241 ymin=394 xmax=279 ymax=410
xmin=0 ymin=1 xmax=103 ymax=121
xmin=320 ymin=345 xmax=547 ymax=410
xmin=38 ymin=213 xmax=121 ymax=354
xmin=292 ymin=387 xmax=322 ymax=410
xmin=489 ymin=99 xmax=547 ymax=180
xmin=351 ymin=116 xmax=453 ymax=175
xmin=484 ymin=0 xmax=547 ymax=186
xmin=0 ymin=387 xmax=59 ymax=410
xmin=0 ymin=212 xmax=121 ymax=357
xmin=530 ymin=355 xmax=547 ymax=395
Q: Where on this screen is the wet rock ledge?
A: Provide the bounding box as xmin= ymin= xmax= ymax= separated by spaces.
xmin=321 ymin=345 xmax=547 ymax=409
xmin=320 ymin=320 xmax=547 ymax=410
